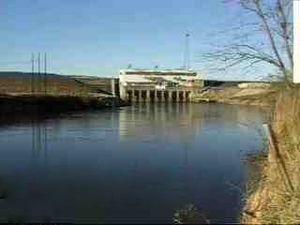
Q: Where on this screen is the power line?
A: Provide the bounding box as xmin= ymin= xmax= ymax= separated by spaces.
xmin=30 ymin=52 xmax=48 ymax=95
xmin=44 ymin=53 xmax=47 ymax=95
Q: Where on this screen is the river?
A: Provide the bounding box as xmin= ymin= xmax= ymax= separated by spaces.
xmin=0 ymin=103 xmax=269 ymax=223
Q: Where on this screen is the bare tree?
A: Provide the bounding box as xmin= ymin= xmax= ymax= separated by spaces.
xmin=204 ymin=0 xmax=293 ymax=82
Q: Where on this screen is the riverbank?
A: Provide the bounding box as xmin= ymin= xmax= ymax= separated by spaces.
xmin=242 ymin=87 xmax=300 ymax=224
xmin=191 ymin=86 xmax=277 ymax=107
xmin=0 ymin=94 xmax=129 ymax=117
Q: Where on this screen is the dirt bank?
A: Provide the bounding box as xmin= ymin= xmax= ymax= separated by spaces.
xmin=191 ymin=87 xmax=277 ymax=107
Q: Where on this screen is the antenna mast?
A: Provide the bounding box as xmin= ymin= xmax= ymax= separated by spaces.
xmin=44 ymin=53 xmax=47 ymax=95
xmin=183 ymin=33 xmax=190 ymax=70
xmin=38 ymin=53 xmax=41 ymax=93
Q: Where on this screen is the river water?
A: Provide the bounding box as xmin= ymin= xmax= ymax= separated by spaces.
xmin=0 ymin=103 xmax=269 ymax=223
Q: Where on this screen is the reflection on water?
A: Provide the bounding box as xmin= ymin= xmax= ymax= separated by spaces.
xmin=31 ymin=119 xmax=48 ymax=159
xmin=0 ymin=103 xmax=269 ymax=223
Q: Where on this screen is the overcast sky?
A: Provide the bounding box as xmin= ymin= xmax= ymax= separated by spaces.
xmin=0 ymin=0 xmax=274 ymax=80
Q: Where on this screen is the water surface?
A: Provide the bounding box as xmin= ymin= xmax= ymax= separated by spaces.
xmin=0 ymin=103 xmax=269 ymax=223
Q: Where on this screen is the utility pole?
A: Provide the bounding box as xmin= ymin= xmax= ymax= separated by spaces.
xmin=294 ymin=0 xmax=300 ymax=83
xmin=44 ymin=52 xmax=47 ymax=95
xmin=38 ymin=53 xmax=41 ymax=93
xmin=31 ymin=53 xmax=35 ymax=94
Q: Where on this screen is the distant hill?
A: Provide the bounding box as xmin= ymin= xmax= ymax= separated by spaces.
xmin=0 ymin=71 xmax=70 ymax=80
xmin=0 ymin=71 xmax=90 ymax=95
xmin=0 ymin=71 xmax=114 ymax=95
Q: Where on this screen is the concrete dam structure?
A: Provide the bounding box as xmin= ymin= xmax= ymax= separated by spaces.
xmin=119 ymin=69 xmax=203 ymax=103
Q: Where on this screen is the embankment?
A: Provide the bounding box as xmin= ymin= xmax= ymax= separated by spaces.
xmin=0 ymin=73 xmax=129 ymax=117
xmin=242 ymin=87 xmax=300 ymax=224
xmin=0 ymin=94 xmax=128 ymax=118
xmin=191 ymin=87 xmax=277 ymax=107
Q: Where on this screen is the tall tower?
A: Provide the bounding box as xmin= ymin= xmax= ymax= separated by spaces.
xmin=183 ymin=33 xmax=190 ymax=70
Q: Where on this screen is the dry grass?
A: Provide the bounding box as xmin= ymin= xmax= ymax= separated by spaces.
xmin=243 ymin=87 xmax=300 ymax=224
xmin=191 ymin=87 xmax=277 ymax=106
xmin=0 ymin=77 xmax=89 ymax=96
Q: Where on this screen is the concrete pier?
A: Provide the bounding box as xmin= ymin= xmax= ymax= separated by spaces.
xmin=146 ymin=90 xmax=150 ymax=102
xmin=122 ymin=88 xmax=193 ymax=103
xmin=176 ymin=91 xmax=180 ymax=102
xmin=168 ymin=91 xmax=172 ymax=102
xmin=182 ymin=91 xmax=186 ymax=102
xmin=138 ymin=90 xmax=143 ymax=102
xmin=154 ymin=90 xmax=158 ymax=102
xmin=111 ymin=78 xmax=116 ymax=97
xmin=161 ymin=91 xmax=165 ymax=102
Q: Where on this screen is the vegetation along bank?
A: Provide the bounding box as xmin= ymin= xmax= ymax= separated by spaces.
xmin=242 ymin=87 xmax=300 ymax=224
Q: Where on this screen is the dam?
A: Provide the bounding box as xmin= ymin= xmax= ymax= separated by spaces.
xmin=119 ymin=69 xmax=204 ymax=103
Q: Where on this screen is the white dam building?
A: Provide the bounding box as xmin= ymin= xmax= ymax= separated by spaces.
xmin=119 ymin=69 xmax=203 ymax=102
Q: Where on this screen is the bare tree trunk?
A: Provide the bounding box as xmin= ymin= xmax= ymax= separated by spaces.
xmin=277 ymin=0 xmax=293 ymax=69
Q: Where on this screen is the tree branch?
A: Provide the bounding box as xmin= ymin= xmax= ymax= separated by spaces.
xmin=277 ymin=0 xmax=293 ymax=68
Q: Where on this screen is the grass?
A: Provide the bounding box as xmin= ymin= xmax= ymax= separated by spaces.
xmin=0 ymin=76 xmax=90 ymax=96
xmin=191 ymin=86 xmax=277 ymax=106
xmin=243 ymin=86 xmax=300 ymax=224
